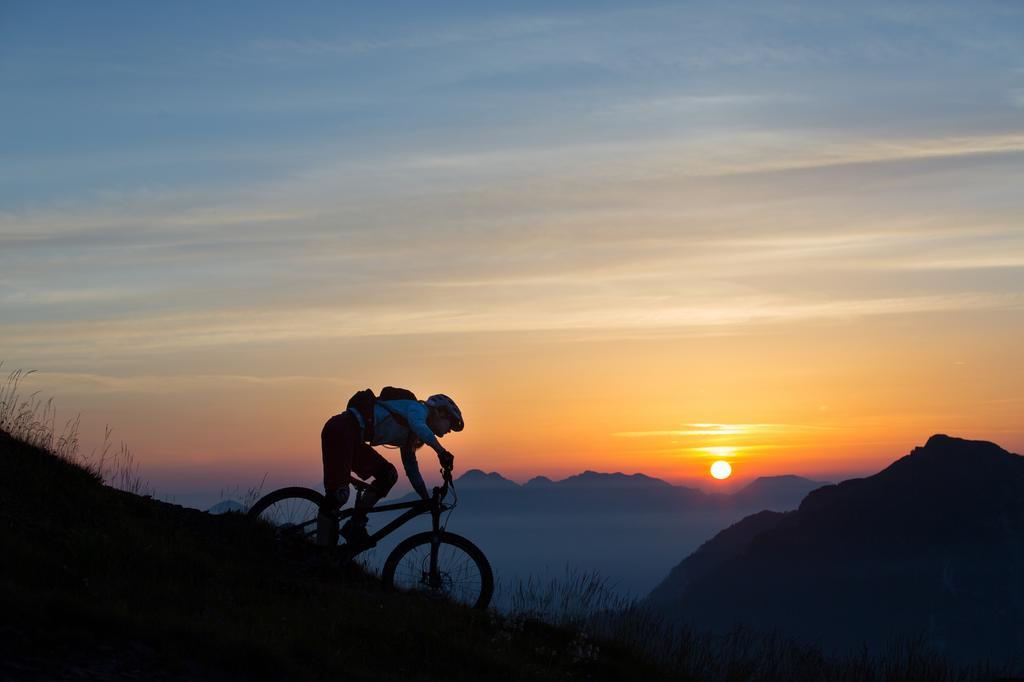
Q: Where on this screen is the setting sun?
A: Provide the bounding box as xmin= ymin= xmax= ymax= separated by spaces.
xmin=710 ymin=460 xmax=733 ymax=480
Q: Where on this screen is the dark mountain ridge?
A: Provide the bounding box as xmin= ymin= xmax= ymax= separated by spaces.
xmin=646 ymin=434 xmax=1024 ymax=667
xmin=558 ymin=470 xmax=674 ymax=489
xmin=448 ymin=468 xmax=827 ymax=514
xmin=454 ymin=468 xmax=520 ymax=490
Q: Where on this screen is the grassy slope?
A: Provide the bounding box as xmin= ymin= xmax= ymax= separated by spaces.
xmin=0 ymin=430 xmax=669 ymax=681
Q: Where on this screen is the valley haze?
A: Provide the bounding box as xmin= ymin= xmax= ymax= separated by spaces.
xmin=319 ymin=467 xmax=829 ymax=600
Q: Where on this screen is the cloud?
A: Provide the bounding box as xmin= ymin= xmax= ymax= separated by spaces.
xmin=1 ymin=286 xmax=147 ymax=306
xmin=888 ymin=255 xmax=1024 ymax=271
xmin=2 ymin=291 xmax=1017 ymax=363
xmin=3 ymin=126 xmax=1021 ymax=363
xmin=18 ymin=372 xmax=351 ymax=395
xmin=590 ymin=93 xmax=802 ymax=121
xmin=615 ymin=423 xmax=837 ymax=438
xmin=221 ymin=12 xmax=589 ymax=65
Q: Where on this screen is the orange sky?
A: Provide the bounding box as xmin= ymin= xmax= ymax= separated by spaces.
xmin=3 ymin=4 xmax=1023 ymax=508
xmin=11 ymin=303 xmax=1023 ymax=507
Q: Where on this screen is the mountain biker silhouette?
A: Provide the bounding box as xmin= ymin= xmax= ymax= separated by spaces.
xmin=317 ymin=388 xmax=463 ymax=547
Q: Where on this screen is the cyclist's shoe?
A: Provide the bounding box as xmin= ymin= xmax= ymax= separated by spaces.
xmin=340 ymin=519 xmax=373 ymax=548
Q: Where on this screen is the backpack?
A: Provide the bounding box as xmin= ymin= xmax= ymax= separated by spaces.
xmin=379 ymin=386 xmax=417 ymax=402
xmin=346 ymin=387 xmax=418 ymax=441
xmin=346 ymin=388 xmax=377 ymax=439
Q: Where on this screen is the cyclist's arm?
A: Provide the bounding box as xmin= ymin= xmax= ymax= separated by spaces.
xmin=406 ymin=408 xmax=451 ymax=462
xmin=400 ymin=444 xmax=430 ymax=500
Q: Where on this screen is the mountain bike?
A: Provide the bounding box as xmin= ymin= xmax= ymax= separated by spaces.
xmin=248 ymin=469 xmax=493 ymax=609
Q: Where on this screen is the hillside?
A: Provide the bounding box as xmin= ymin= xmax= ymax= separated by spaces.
xmin=645 ymin=435 xmax=1024 ymax=667
xmin=0 ymin=428 xmax=668 ymax=681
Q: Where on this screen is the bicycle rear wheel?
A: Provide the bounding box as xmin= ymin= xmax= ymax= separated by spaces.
xmin=247 ymin=487 xmax=324 ymax=544
xmin=382 ymin=531 xmax=493 ymax=609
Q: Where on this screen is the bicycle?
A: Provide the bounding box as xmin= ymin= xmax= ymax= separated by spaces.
xmin=248 ymin=468 xmax=493 ymax=609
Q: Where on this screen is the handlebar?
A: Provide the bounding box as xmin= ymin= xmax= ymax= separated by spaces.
xmin=431 ymin=467 xmax=455 ymax=503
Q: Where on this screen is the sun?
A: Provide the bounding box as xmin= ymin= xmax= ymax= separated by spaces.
xmin=710 ymin=460 xmax=732 ymax=480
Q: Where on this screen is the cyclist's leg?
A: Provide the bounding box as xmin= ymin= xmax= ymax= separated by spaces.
xmin=318 ymin=413 xmax=359 ymax=545
xmin=347 ymin=446 xmax=398 ymax=532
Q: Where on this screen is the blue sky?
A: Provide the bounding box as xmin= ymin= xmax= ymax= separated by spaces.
xmin=2 ymin=2 xmax=1023 ymax=506
xmin=5 ymin=1 xmax=1022 ymax=203
xmin=4 ymin=1 xmax=1022 ymax=336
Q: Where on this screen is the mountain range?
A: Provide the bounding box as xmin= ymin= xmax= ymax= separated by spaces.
xmin=445 ymin=468 xmax=829 ymax=514
xmin=645 ymin=434 xmax=1024 ymax=665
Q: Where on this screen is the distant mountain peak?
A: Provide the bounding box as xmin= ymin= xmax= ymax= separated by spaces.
xmin=455 ymin=469 xmax=519 ymax=489
xmin=459 ymin=468 xmax=498 ymax=479
xmin=871 ymin=433 xmax=1020 ymax=486
xmin=750 ymin=474 xmax=815 ymax=483
xmin=925 ymin=433 xmax=957 ymax=447
xmin=560 ymin=470 xmax=672 ymax=487
xmin=734 ymin=474 xmax=828 ymax=492
xmin=205 ymin=499 xmax=246 ymax=515
xmin=729 ymin=474 xmax=829 ymax=512
xmin=915 ymin=433 xmax=1011 ymax=460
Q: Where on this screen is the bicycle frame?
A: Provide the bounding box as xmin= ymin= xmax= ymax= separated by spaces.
xmin=338 ymin=473 xmax=453 ymax=548
xmin=341 ymin=497 xmax=449 ymax=544
xmin=251 ymin=469 xmax=491 ymax=607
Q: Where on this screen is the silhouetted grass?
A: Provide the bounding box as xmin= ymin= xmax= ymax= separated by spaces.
xmin=0 ymin=365 xmax=149 ymax=494
xmin=503 ymin=567 xmax=1010 ymax=681
xmin=216 ymin=473 xmax=270 ymax=512
xmin=0 ymin=367 xmax=66 ymax=453
xmin=505 ymin=567 xmax=626 ymax=627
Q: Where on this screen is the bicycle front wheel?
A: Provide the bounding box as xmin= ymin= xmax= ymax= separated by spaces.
xmin=382 ymin=531 xmax=493 ymax=610
xmin=247 ymin=486 xmax=324 ymax=544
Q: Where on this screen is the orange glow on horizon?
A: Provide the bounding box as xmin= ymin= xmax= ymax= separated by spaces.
xmin=10 ymin=311 xmax=1023 ymax=500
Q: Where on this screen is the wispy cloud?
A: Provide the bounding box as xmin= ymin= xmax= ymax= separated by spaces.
xmin=1 ymin=286 xmax=149 ymax=306
xmin=23 ymin=372 xmax=352 ymax=395
xmin=888 ymin=255 xmax=1024 ymax=271
xmin=4 ymin=2 xmax=1022 ymax=381
xmin=616 ymin=423 xmax=840 ymax=438
xmin=220 ymin=13 xmax=588 ymax=65
xmin=3 ymin=123 xmax=1022 ymax=361
xmin=3 ymin=291 xmax=1017 ymax=363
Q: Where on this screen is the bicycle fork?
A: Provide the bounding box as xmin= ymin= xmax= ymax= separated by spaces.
xmin=428 ymin=535 xmax=443 ymax=589
xmin=426 ymin=501 xmax=444 ymax=589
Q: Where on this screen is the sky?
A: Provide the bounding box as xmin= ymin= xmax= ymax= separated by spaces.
xmin=2 ymin=1 xmax=1023 ymax=508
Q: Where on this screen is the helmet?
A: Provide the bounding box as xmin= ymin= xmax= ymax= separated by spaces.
xmin=426 ymin=394 xmax=464 ymax=432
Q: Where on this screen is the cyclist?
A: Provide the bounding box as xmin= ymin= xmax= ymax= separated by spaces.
xmin=317 ymin=391 xmax=463 ymax=546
